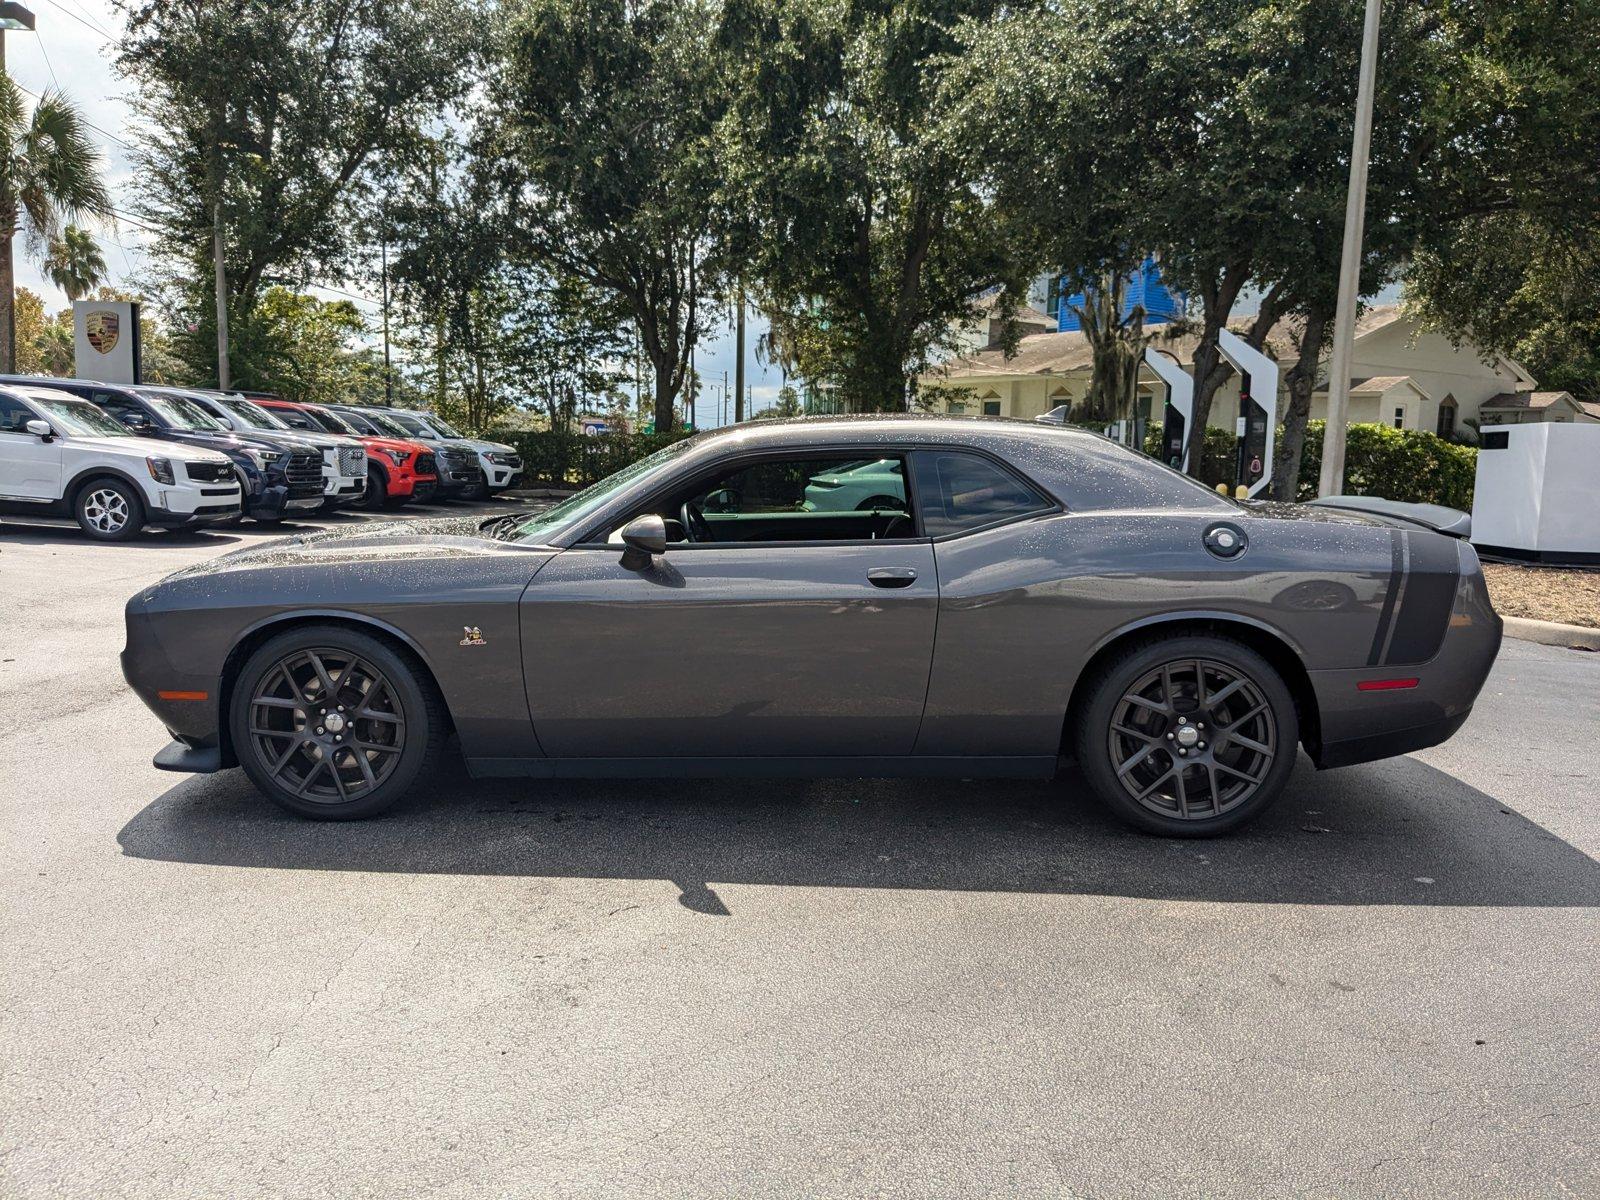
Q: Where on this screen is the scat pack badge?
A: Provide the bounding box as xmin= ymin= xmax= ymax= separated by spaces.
xmin=460 ymin=626 xmax=487 ymax=647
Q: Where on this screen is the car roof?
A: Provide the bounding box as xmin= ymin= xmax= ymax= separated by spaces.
xmin=15 ymin=385 xmax=87 ymax=403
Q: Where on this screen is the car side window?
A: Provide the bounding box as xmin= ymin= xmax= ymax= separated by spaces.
xmin=617 ymin=454 xmax=916 ymax=545
xmin=911 ymin=450 xmax=1053 ymax=537
xmin=0 ymin=395 xmax=34 ymax=432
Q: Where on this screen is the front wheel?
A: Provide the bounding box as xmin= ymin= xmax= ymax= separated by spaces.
xmin=1073 ymin=636 xmax=1299 ymax=837
xmin=229 ymin=625 xmax=444 ymax=819
xmin=359 ymin=466 xmax=388 ymax=511
xmin=75 ymin=477 xmax=145 ymax=541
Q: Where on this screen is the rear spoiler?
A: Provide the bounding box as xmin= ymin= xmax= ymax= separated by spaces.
xmin=1304 ymin=495 xmax=1472 ymax=539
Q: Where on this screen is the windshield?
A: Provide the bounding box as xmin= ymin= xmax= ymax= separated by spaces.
xmin=429 ymin=415 xmax=465 ymax=438
xmin=27 ymin=395 xmax=128 ymax=437
xmin=384 ymin=411 xmax=433 ymax=437
xmin=143 ymin=392 xmax=227 ymax=432
xmin=306 ymin=406 xmax=360 ymax=435
xmin=224 ymin=398 xmax=291 ymax=431
xmin=502 ymin=437 xmax=699 ymax=543
xmin=358 ymin=410 xmax=414 ymax=439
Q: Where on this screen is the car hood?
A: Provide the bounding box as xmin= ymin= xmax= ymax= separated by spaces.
xmin=153 ymin=514 xmax=526 ymax=583
xmin=357 ymin=435 xmax=431 ymax=457
xmin=453 ymin=437 xmax=516 ymax=454
xmin=77 ymin=434 xmax=235 ymax=464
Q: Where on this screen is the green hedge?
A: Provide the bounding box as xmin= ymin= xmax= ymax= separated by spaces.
xmin=1295 ymin=420 xmax=1477 ymax=509
xmin=1142 ymin=420 xmax=1476 ymax=508
xmin=488 ymin=428 xmax=695 ymax=488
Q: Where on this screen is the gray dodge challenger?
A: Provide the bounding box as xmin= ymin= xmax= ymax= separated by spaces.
xmin=122 ymin=416 xmax=1502 ymax=835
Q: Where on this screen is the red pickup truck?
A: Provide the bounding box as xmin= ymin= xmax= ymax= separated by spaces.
xmin=257 ymin=399 xmax=438 ymax=510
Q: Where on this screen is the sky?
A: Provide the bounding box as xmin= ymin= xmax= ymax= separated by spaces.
xmin=5 ymin=0 xmax=787 ymax=429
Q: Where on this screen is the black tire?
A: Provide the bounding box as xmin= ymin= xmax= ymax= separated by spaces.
xmin=358 ymin=466 xmax=388 ymax=511
xmin=74 ymin=476 xmax=145 ymax=541
xmin=1073 ymin=635 xmax=1298 ymax=837
xmin=229 ymin=625 xmax=445 ymax=820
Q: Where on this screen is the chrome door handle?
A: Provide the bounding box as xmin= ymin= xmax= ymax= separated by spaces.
xmin=867 ymin=567 xmax=918 ymax=588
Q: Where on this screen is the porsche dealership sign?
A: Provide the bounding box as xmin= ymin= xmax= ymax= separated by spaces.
xmin=73 ymin=300 xmax=142 ymax=384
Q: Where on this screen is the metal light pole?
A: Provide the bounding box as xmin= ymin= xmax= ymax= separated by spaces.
xmin=733 ymin=287 xmax=746 ymax=423
xmin=1318 ymin=0 xmax=1382 ymax=498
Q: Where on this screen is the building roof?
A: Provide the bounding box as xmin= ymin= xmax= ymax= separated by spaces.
xmin=932 ymin=305 xmax=1406 ymax=380
xmin=1481 ymin=390 xmax=1578 ymax=411
xmin=1348 ymin=375 xmax=1416 ymax=394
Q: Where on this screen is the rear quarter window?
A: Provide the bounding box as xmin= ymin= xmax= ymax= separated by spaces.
xmin=912 ymin=450 xmax=1054 ymax=536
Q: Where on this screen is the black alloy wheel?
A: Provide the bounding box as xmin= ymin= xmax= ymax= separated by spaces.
xmin=230 ymin=626 xmax=443 ymax=819
xmin=1075 ymin=636 xmax=1298 ymax=836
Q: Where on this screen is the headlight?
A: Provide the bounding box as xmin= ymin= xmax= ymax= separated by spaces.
xmin=486 ymin=451 xmax=515 ymax=465
xmin=146 ymin=456 xmax=174 ymax=484
xmin=242 ymin=448 xmax=285 ymax=469
xmin=381 ymin=448 xmax=411 ymax=466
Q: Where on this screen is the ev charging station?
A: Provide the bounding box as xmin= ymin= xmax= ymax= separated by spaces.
xmin=1145 ymin=346 xmax=1194 ymax=472
xmin=1218 ymin=329 xmax=1277 ymax=499
xmin=1145 ymin=331 xmax=1277 ymax=498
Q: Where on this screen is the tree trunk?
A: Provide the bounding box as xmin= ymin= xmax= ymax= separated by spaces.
xmin=0 ymin=220 xmax=15 ymax=375
xmin=1271 ymin=307 xmax=1331 ymax=502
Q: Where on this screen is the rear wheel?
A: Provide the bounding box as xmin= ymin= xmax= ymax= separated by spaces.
xmin=74 ymin=477 xmax=145 ymax=541
xmin=1073 ymin=636 xmax=1298 ymax=836
xmin=229 ymin=625 xmax=444 ymax=819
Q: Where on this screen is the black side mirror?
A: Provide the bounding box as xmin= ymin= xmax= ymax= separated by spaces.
xmin=119 ymin=412 xmax=153 ymax=431
xmin=619 ymin=513 xmax=667 ymax=569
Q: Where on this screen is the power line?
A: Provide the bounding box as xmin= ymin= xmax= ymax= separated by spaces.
xmin=10 ymin=80 xmax=135 ymax=151
xmin=36 ymin=0 xmax=117 ymax=43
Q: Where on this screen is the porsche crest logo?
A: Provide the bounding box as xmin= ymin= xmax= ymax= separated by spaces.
xmin=85 ymin=310 xmax=120 ymax=355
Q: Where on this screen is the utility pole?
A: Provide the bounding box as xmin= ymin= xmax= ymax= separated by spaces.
xmin=1318 ymin=0 xmax=1382 ymax=498
xmin=211 ymin=146 xmax=230 ymax=390
xmin=380 ymin=209 xmax=393 ymax=404
xmin=722 ymin=369 xmax=728 ymax=426
xmin=734 ymin=287 xmax=746 ymax=423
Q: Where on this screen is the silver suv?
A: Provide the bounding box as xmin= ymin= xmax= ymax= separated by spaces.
xmin=0 ymin=385 xmax=241 ymax=540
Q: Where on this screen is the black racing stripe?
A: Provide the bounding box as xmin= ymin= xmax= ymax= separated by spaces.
xmin=1387 ymin=533 xmax=1461 ymax=665
xmin=1368 ymin=529 xmax=1404 ymax=666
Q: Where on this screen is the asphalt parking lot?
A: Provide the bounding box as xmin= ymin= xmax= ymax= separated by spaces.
xmin=2 ymin=505 xmax=1597 ymax=1199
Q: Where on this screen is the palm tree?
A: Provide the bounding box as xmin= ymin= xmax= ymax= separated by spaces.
xmin=0 ymin=75 xmax=113 ymax=372
xmin=44 ymin=224 xmax=106 ymax=302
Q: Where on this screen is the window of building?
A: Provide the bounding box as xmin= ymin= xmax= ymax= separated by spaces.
xmin=1437 ymin=404 xmax=1456 ymax=437
xmin=1393 ymin=406 xmax=1405 ymax=429
xmin=911 ymin=451 xmax=1052 ymax=537
xmin=982 ymin=400 xmax=1002 ymax=417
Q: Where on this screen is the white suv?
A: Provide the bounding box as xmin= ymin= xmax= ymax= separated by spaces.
xmin=0 ymin=385 xmax=242 ymax=540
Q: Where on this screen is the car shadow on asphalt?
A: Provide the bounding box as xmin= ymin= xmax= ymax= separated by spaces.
xmin=118 ymin=753 xmax=1600 ymax=914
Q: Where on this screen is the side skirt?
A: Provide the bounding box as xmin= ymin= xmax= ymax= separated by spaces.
xmin=466 ymin=755 xmax=1061 ymax=781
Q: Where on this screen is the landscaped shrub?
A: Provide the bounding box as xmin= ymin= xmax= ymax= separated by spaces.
xmin=1142 ymin=420 xmax=1477 ymax=508
xmin=1296 ymin=420 xmax=1477 ymax=509
xmin=489 ymin=428 xmax=695 ymax=488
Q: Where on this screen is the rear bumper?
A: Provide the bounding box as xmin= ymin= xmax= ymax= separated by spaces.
xmin=1308 ymin=541 xmax=1502 ymax=768
xmin=1316 ymin=709 xmax=1473 ymax=769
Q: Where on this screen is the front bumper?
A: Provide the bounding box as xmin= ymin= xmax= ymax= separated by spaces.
xmin=147 ymin=500 xmax=242 ymax=529
xmin=245 ymin=483 xmax=323 ymax=521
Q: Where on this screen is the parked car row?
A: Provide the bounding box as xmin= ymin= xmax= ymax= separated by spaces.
xmin=0 ymin=376 xmax=523 ymax=541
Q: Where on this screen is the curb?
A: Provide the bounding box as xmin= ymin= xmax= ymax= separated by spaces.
xmin=1501 ymin=616 xmax=1600 ymax=651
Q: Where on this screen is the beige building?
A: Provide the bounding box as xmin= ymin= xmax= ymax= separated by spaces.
xmin=918 ymin=305 xmax=1589 ymax=437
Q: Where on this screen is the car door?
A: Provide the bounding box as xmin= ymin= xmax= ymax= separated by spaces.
xmin=520 ymin=450 xmax=939 ymax=760
xmin=0 ymin=394 xmax=60 ymax=502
